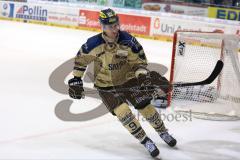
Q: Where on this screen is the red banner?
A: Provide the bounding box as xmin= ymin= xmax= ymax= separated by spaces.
xmin=79 ymin=10 xmax=100 ymax=29
xmin=78 ymin=9 xmax=151 ymax=36
xmin=118 ymin=13 xmax=151 ymax=35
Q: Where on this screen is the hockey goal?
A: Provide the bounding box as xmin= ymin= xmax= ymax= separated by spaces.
xmin=169 ymin=31 xmax=240 ymax=121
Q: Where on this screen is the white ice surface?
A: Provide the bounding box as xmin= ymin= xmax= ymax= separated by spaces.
xmin=0 ymin=20 xmax=240 ymax=160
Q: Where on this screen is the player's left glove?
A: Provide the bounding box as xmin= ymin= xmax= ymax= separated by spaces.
xmin=135 ymin=67 xmax=149 ymax=78
xmin=68 ymin=77 xmax=84 ymax=99
xmin=135 ymin=68 xmax=154 ymax=90
xmin=135 ymin=69 xmax=170 ymax=108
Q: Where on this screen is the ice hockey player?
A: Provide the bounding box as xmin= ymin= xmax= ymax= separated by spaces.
xmin=68 ymin=8 xmax=177 ymax=158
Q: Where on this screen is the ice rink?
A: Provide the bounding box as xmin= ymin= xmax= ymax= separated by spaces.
xmin=0 ymin=20 xmax=240 ymax=160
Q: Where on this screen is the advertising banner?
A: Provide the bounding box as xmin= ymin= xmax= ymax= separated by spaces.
xmin=0 ymin=1 xmax=79 ymax=26
xmin=14 ymin=4 xmax=48 ymax=21
xmin=0 ymin=1 xmax=239 ymax=41
xmin=79 ymin=9 xmax=151 ymax=35
xmin=79 ymin=9 xmax=100 ymax=29
xmin=0 ymin=1 xmax=48 ymax=22
xmin=150 ymin=16 xmax=239 ymax=38
xmin=208 ymin=7 xmax=240 ymax=21
xmin=119 ymin=13 xmax=151 ymax=35
xmin=151 ymin=17 xmax=207 ymax=37
xmin=46 ymin=5 xmax=79 ymax=26
xmin=0 ymin=2 xmax=15 ymax=18
xmin=142 ymin=3 xmax=208 ymax=17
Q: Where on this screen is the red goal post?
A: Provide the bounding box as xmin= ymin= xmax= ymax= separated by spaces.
xmin=168 ymin=30 xmax=240 ymax=121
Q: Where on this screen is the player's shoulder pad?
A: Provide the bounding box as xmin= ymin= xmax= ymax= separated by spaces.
xmin=81 ymin=33 xmax=105 ymax=54
xmin=118 ymin=31 xmax=133 ymax=42
xmin=118 ymin=31 xmax=143 ymax=53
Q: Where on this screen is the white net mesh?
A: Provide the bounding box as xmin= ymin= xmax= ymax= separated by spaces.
xmin=170 ymin=31 xmax=240 ymax=121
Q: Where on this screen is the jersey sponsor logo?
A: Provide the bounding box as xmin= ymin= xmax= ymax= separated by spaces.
xmin=116 ymin=50 xmax=128 ymax=59
xmin=1 ymin=3 xmax=14 ymax=18
xmin=16 ymin=5 xmax=48 ymax=21
xmin=108 ymin=61 xmax=126 ymax=70
xmin=115 ymin=54 xmax=127 ymax=59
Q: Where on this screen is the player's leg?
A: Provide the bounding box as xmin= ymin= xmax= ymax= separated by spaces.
xmin=123 ymin=73 xmax=177 ymax=147
xmin=113 ymin=103 xmax=159 ymax=157
xmin=97 ymin=87 xmax=159 ymax=157
xmin=138 ymin=104 xmax=177 ymax=147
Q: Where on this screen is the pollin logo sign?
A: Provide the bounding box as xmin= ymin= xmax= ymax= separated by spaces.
xmin=16 ymin=5 xmax=48 ymax=21
xmin=1 ymin=3 xmax=14 ymax=18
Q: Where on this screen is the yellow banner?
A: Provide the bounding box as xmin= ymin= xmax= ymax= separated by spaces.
xmin=208 ymin=7 xmax=240 ymax=21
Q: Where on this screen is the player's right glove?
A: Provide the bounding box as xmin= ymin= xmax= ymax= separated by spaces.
xmin=68 ymin=77 xmax=84 ymax=99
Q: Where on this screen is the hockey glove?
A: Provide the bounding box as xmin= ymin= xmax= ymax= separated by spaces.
xmin=136 ymin=71 xmax=171 ymax=97
xmin=136 ymin=71 xmax=154 ymax=91
xmin=68 ymin=77 xmax=84 ymax=99
xmin=135 ymin=68 xmax=148 ymax=78
xmin=135 ymin=68 xmax=151 ymax=88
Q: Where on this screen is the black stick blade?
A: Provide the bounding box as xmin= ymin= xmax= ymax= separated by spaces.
xmin=174 ymin=60 xmax=224 ymax=87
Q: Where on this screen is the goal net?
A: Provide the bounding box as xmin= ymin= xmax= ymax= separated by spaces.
xmin=169 ymin=31 xmax=240 ymax=121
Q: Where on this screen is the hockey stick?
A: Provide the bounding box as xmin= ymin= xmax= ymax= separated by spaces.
xmin=173 ymin=60 xmax=223 ymax=87
xmin=82 ymin=60 xmax=223 ymax=94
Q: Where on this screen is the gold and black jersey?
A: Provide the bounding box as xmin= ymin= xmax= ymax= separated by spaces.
xmin=73 ymin=31 xmax=147 ymax=87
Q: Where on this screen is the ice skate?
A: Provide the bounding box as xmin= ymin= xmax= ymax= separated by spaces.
xmin=160 ymin=132 xmax=177 ymax=147
xmin=141 ymin=137 xmax=160 ymax=157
